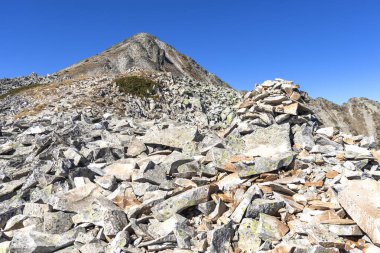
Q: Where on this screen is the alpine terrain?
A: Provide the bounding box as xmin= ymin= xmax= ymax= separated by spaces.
xmin=0 ymin=33 xmax=379 ymax=253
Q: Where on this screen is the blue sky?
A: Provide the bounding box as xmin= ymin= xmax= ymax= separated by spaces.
xmin=1 ymin=0 xmax=379 ymax=104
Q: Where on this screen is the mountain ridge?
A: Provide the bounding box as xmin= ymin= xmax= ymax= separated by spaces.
xmin=57 ymin=32 xmax=229 ymax=87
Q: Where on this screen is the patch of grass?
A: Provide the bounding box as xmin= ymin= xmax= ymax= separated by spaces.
xmin=115 ymin=76 xmax=158 ymax=98
xmin=15 ymin=103 xmax=46 ymax=119
xmin=0 ymin=83 xmax=45 ymax=100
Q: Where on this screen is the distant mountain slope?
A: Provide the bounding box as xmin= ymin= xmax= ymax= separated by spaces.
xmin=57 ymin=33 xmax=228 ymax=87
xmin=310 ymin=97 xmax=380 ymax=140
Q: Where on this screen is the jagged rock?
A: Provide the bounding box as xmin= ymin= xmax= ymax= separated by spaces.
xmin=198 ymin=133 xmax=224 ymax=155
xmin=80 ymin=241 xmax=108 ymax=253
xmin=316 ymin=127 xmax=335 ymax=138
xmin=9 ymin=228 xmax=84 ymax=253
xmin=107 ymin=230 xmax=131 ymax=252
xmin=217 ymin=173 xmax=246 ymax=191
xmin=197 ymin=200 xmax=217 ymax=215
xmin=134 ymin=161 xmax=167 ymax=185
xmin=293 ymin=123 xmax=315 ymax=150
xmin=151 ymin=185 xmax=216 ymax=221
xmin=325 ymin=224 xmax=363 ymax=236
xmin=94 ymin=175 xmax=117 ymax=190
xmin=230 ymin=185 xmax=260 ymax=223
xmin=43 ymin=211 xmax=74 ymax=234
xmin=235 ymin=154 xmax=294 ymax=177
xmin=52 ymin=183 xmax=105 ymax=212
xmin=0 ymin=178 xmax=24 ymax=201
xmin=160 ymin=151 xmax=193 ymax=174
xmin=63 ymin=148 xmax=86 ymax=166
xmin=127 ymin=138 xmax=147 ymax=157
xmin=257 ymin=214 xmax=289 ymax=241
xmin=237 ymin=218 xmax=261 ymax=252
xmin=204 ymin=147 xmax=233 ymax=171
xmin=173 ymin=220 xmax=194 ymax=249
xmin=103 ymin=161 xmax=136 ymax=181
xmin=207 ymin=221 xmax=234 ymax=253
xmin=246 ymin=199 xmax=285 ymax=219
xmin=72 ymin=198 xmax=128 ymax=236
xmin=148 ymin=214 xmax=187 ymax=238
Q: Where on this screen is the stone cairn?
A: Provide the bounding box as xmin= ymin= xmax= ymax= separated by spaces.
xmin=0 ymin=78 xmax=379 ymax=252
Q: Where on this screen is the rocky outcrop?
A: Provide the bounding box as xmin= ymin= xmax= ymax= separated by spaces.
xmin=57 ymin=33 xmax=228 ymax=87
xmin=0 ymin=72 xmax=58 ymax=96
xmin=310 ymin=97 xmax=380 ymax=142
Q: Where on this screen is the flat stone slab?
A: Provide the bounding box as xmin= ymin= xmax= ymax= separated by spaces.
xmin=243 ymin=123 xmax=292 ymax=158
xmin=142 ymin=125 xmax=200 ymax=150
xmin=338 ymin=179 xmax=380 ymax=244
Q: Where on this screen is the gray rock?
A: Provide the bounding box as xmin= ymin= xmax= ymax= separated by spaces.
xmin=127 ymin=138 xmax=146 ymax=157
xmin=246 ymin=199 xmax=285 ymax=219
xmin=80 ymin=241 xmax=108 ymax=253
xmin=235 ymin=154 xmax=294 ymax=177
xmin=0 ymin=199 xmax=24 ymax=228
xmin=9 ymin=228 xmax=84 ymax=253
xmin=63 ymin=148 xmax=85 ymax=166
xmin=293 ymin=123 xmax=315 ymax=150
xmin=72 ymin=198 xmax=128 ymax=236
xmin=207 ymin=221 xmax=235 ymax=253
xmin=204 ymin=147 xmax=233 ymax=171
xmin=151 ymin=185 xmax=215 ymax=221
xmin=108 ymin=230 xmax=131 ymax=252
xmin=338 ymin=179 xmax=380 ymax=244
xmin=134 ymin=161 xmax=167 ymax=185
xmin=198 ymin=133 xmax=224 ymax=155
xmin=243 ymin=123 xmax=292 ymax=157
xmin=237 ymin=218 xmax=261 ymax=252
xmin=23 ymin=203 xmax=51 ymax=218
xmin=103 ymin=160 xmax=136 ymax=181
xmin=148 ymin=214 xmax=187 ymax=239
xmin=230 ymin=185 xmax=261 ymax=223
xmin=43 ymin=211 xmax=74 ymax=234
xmin=142 ymin=125 xmax=200 ymax=150
xmin=160 ymin=151 xmax=193 ymax=175
xmin=197 ymin=200 xmax=217 ymax=215
xmin=94 ymin=175 xmax=117 ymax=190
xmin=257 ymin=213 xmax=289 ymax=241
xmin=52 ymin=183 xmax=105 ymax=212
xmin=0 ymin=178 xmax=24 ymax=201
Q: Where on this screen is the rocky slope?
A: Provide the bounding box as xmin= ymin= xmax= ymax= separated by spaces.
xmin=0 ymin=73 xmax=58 ymax=96
xmin=0 ymin=77 xmax=380 ymax=252
xmin=310 ymin=97 xmax=380 ymax=142
xmin=57 ymin=33 xmax=228 ymax=87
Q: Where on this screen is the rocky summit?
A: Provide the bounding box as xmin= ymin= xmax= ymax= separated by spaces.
xmin=1 ymin=33 xmax=380 ymax=253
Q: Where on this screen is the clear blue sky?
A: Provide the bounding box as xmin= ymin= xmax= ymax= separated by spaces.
xmin=1 ymin=0 xmax=379 ymax=104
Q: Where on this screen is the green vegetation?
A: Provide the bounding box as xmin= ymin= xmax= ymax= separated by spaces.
xmin=0 ymin=83 xmax=44 ymax=100
xmin=115 ymin=76 xmax=158 ymax=98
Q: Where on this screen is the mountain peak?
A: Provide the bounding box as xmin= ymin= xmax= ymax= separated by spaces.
xmin=57 ymin=33 xmax=228 ymax=87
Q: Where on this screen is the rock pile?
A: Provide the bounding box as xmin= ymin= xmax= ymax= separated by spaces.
xmin=0 ymin=78 xmax=380 ymax=253
xmin=0 ymin=73 xmax=58 ymax=96
xmin=0 ymin=71 xmax=240 ymax=130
